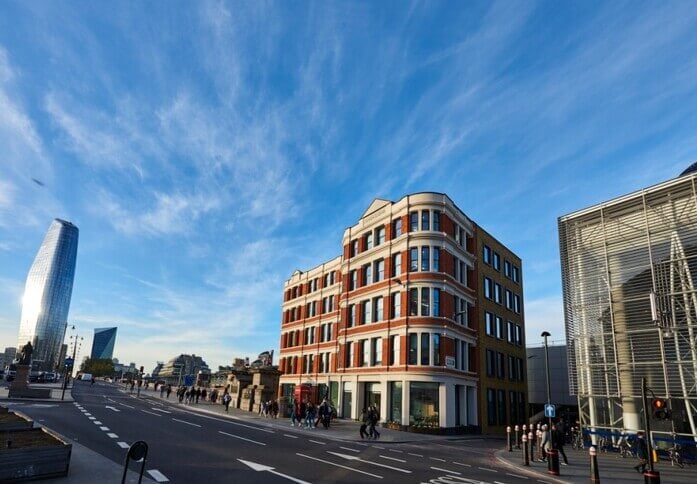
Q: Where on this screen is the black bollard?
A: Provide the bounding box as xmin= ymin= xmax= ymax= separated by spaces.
xmin=522 ymin=434 xmax=529 ymax=466
xmin=507 ymin=426 xmax=512 ymax=452
xmin=547 ymin=449 xmax=560 ymax=476
xmin=643 ymin=470 xmax=660 ymax=484
xmin=589 ymin=446 xmax=600 ymax=484
xmin=515 ymin=425 xmax=520 ymax=449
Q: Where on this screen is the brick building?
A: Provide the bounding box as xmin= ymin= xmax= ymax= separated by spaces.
xmin=278 ymin=192 xmax=526 ymax=431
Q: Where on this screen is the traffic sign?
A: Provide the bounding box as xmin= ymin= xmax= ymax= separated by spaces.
xmin=545 ymin=404 xmax=556 ymax=418
xmin=64 ymin=357 xmax=74 ymax=367
xmin=183 ymin=374 xmax=194 ymax=386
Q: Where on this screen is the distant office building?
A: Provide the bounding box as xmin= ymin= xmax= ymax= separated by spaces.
xmin=559 ymin=165 xmax=697 ymax=439
xmin=526 ymin=343 xmax=576 ymax=419
xmin=90 ymin=327 xmax=117 ymax=360
xmin=1 ymin=347 xmax=17 ymax=368
xmin=151 ymin=362 xmax=164 ymax=379
xmin=17 ymin=219 xmax=79 ymax=371
xmin=158 ymin=354 xmax=210 ymax=385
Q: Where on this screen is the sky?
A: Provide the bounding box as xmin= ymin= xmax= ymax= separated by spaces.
xmin=1 ymin=1 xmax=697 ymax=373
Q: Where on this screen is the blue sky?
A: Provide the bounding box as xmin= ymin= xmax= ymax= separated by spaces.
xmin=1 ymin=1 xmax=697 ymax=372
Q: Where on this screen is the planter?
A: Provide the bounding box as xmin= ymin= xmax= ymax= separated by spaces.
xmin=0 ymin=410 xmax=34 ymax=431
xmin=0 ymin=427 xmax=72 ymax=482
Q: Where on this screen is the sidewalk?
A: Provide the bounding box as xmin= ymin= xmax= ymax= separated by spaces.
xmin=0 ymin=382 xmax=74 ymax=402
xmin=495 ymin=445 xmax=697 ymax=483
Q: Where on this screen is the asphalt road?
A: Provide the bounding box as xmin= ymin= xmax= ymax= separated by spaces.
xmin=9 ymin=381 xmax=542 ymax=484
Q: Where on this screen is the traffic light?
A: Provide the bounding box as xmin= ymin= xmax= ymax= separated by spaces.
xmin=652 ymin=398 xmax=670 ymax=419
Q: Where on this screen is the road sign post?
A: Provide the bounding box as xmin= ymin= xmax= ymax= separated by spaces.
xmin=545 ymin=404 xmax=556 ymax=418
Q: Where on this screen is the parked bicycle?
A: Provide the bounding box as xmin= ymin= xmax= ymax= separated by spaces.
xmin=571 ymin=428 xmax=585 ymax=450
xmin=668 ymin=443 xmax=684 ymax=468
xmin=618 ymin=439 xmax=635 ymax=458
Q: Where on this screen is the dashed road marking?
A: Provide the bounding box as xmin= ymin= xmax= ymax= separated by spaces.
xmin=172 ymin=418 xmax=201 ymax=427
xmin=506 ymin=473 xmax=528 ymax=479
xmin=430 ymin=466 xmax=461 ymax=475
xmin=339 ymin=446 xmax=360 ymax=453
xmin=379 ymin=455 xmax=406 ymax=463
xmin=309 ymin=440 xmax=326 ymax=445
xmin=479 ymin=467 xmax=498 ymax=473
xmin=284 ymin=434 xmax=299 ymax=439
xmin=408 ymin=452 xmax=423 ymax=457
xmin=107 ymin=433 xmax=119 ymax=439
xmin=88 ymin=417 xmax=96 ymax=420
xmin=141 ymin=409 xmax=162 ymax=417
xmin=99 ymin=426 xmax=110 ymax=431
xmin=388 ymin=449 xmax=403 ymax=453
xmin=429 ymin=457 xmax=446 ymax=462
xmin=372 ymin=445 xmax=385 ymax=449
xmin=218 ymin=430 xmax=266 ymax=446
xmin=117 ymin=442 xmax=130 ymax=449
xmin=118 ymin=402 xmax=135 ymax=409
xmin=147 ymin=469 xmax=170 ymax=482
xmin=297 ymin=453 xmax=383 ymax=479
xmin=94 ymin=421 xmax=103 ymax=425
xmin=452 ymin=461 xmax=471 ymax=467
xmin=152 ymin=408 xmax=172 ymax=414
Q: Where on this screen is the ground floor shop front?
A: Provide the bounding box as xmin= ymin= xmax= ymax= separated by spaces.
xmin=279 ymin=372 xmax=479 ymax=430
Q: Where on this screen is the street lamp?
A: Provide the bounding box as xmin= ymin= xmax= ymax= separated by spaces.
xmin=541 ymin=331 xmax=552 ymax=432
xmin=61 ymin=325 xmax=83 ymax=400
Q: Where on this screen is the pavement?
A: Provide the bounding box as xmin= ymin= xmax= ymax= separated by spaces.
xmin=0 ymin=381 xmax=74 ymax=402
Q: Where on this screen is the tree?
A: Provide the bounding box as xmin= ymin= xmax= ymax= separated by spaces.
xmin=80 ymin=357 xmax=115 ymax=377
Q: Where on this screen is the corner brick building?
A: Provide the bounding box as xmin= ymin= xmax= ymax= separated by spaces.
xmin=278 ymin=192 xmax=526 ymax=431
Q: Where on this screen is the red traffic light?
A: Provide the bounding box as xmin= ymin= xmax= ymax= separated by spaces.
xmin=652 ymin=398 xmax=669 ymax=419
xmin=652 ymin=398 xmax=665 ymax=410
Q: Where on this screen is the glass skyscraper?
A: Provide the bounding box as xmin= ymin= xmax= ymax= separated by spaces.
xmin=17 ymin=219 xmax=79 ymax=371
xmin=90 ymin=327 xmax=117 ymax=360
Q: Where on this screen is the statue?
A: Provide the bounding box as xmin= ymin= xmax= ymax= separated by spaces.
xmin=18 ymin=341 xmax=33 ymax=365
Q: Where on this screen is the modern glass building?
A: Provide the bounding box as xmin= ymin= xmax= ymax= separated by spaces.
xmin=17 ymin=219 xmax=79 ymax=371
xmin=90 ymin=327 xmax=117 ymax=360
xmin=559 ymin=168 xmax=697 ymax=441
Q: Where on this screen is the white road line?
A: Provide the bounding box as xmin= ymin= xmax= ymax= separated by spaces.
xmin=152 ymin=408 xmax=172 ymax=414
xmin=478 ymin=467 xmax=498 ymax=473
xmin=506 ymin=472 xmax=529 ymax=479
xmin=297 ymin=453 xmax=383 ymax=479
xmin=117 ymin=442 xmax=130 ymax=449
xmin=430 ymin=466 xmax=461 ymax=475
xmin=147 ymin=469 xmax=170 ymax=482
xmin=379 ymin=455 xmax=406 ymax=463
xmin=141 ymin=409 xmax=162 ymax=417
xmin=452 ymin=462 xmax=471 ymax=467
xmin=83 ymin=413 xmax=91 ymax=416
xmin=339 ymin=446 xmax=361 ymax=453
xmin=372 ymin=445 xmax=385 ymax=449
xmin=388 ymin=449 xmax=403 ymax=453
xmin=100 ymin=426 xmax=110 ymax=431
xmin=93 ymin=421 xmax=103 ymax=425
xmin=354 ymin=442 xmax=369 ymax=447
xmin=118 ymin=402 xmax=135 ymax=409
xmin=309 ymin=440 xmax=326 ymax=445
xmin=429 ymin=457 xmax=446 ymax=462
xmin=178 ymin=410 xmax=274 ymax=433
xmin=218 ymin=430 xmax=266 ymax=446
xmin=107 ymin=433 xmax=119 ymax=439
xmin=408 ymin=452 xmax=423 ymax=457
xmin=495 ymin=481 xmax=507 ymax=484
xmin=88 ymin=417 xmax=96 ymax=420
xmin=172 ymin=418 xmax=201 ymax=427
xmin=284 ymin=434 xmax=299 ymax=439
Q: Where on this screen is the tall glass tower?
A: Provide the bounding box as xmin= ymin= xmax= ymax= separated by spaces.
xmin=90 ymin=327 xmax=117 ymax=360
xmin=17 ymin=219 xmax=79 ymax=371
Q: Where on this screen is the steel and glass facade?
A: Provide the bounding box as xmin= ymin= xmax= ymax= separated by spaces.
xmin=559 ymin=174 xmax=697 ymax=440
xmin=17 ymin=219 xmax=79 ymax=371
xmin=90 ymin=327 xmax=117 ymax=360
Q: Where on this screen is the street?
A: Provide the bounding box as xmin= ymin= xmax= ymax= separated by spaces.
xmin=5 ymin=381 xmax=533 ymax=484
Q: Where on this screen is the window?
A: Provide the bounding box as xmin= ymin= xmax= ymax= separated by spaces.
xmin=507 ymin=321 xmax=514 ymax=343
xmin=496 ymin=352 xmax=505 ymax=379
xmin=376 ymin=226 xmax=385 ymax=246
xmin=493 ymin=252 xmax=500 ymax=271
xmin=347 ymin=304 xmax=355 ymax=328
xmin=362 ymin=339 xmax=370 ymax=367
xmin=432 ymin=333 xmax=440 ymax=366
xmin=433 ymin=247 xmax=440 ymax=272
xmin=392 ymin=292 xmax=401 ymax=318
xmin=460 ymin=340 xmax=469 ymax=371
xmin=393 ymin=253 xmax=401 ymax=276
xmin=409 ymin=288 xmax=418 ymax=316
xmin=421 ymin=287 xmax=430 ymax=316
xmin=410 ymin=248 xmax=418 ymax=272
xmin=362 ymin=300 xmax=371 ymax=325
xmin=496 ymin=316 xmax=504 ymax=339
xmin=346 ymin=342 xmax=354 ymax=367
xmin=510 ymin=391 xmax=518 ymax=424
xmin=508 ymin=355 xmax=515 ymax=380
xmin=485 ymin=312 xmax=495 ymax=336
xmin=494 ymin=283 xmax=502 ymax=304
xmin=504 ymin=260 xmax=511 ymax=278
xmin=409 ymin=382 xmax=439 ymax=426
xmin=516 ymin=358 xmax=524 ymax=381
xmin=497 ymin=389 xmax=507 ymax=425
xmin=372 ymin=337 xmax=382 ymax=365
xmin=505 ymin=289 xmax=512 ymax=310
xmin=514 ymin=295 xmax=521 ymax=314
xmin=330 ymin=272 xmax=335 ymax=285
xmin=512 ymin=266 xmax=520 ymax=283
xmin=433 ymin=288 xmax=440 ymax=317
xmin=410 ymin=211 xmax=418 ymax=232
xmin=350 ymin=270 xmax=357 ymax=290
xmin=433 ymin=210 xmax=440 ymax=231
xmin=486 ymin=350 xmax=495 ymax=376
xmin=351 ymin=240 xmax=358 ymax=257
xmin=324 ymin=273 xmax=330 ymax=288
xmin=375 ymin=259 xmax=385 ymax=282
xmin=483 ymin=245 xmax=491 ymax=264
xmin=409 ymin=333 xmax=418 ymax=364
xmin=421 ymin=246 xmax=430 ymax=271
xmin=515 ymin=325 xmax=523 ymax=346
xmin=487 ymin=389 xmax=496 ymax=426
xmin=364 ymin=264 xmax=372 ymax=286
xmin=421 ymin=333 xmax=430 ymax=365
xmin=421 ymin=210 xmax=430 ymax=230
xmin=390 ymin=335 xmax=400 ymax=365
xmin=393 ymin=218 xmax=403 ymax=237
xmin=484 ymin=277 xmax=492 ymax=299
xmin=374 ymin=297 xmax=383 ymax=322
xmin=365 ymin=232 xmax=373 ymax=250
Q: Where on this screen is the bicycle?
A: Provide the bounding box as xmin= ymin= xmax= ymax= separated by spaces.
xmin=598 ymin=436 xmax=609 ymax=453
xmin=618 ymin=439 xmax=635 ymax=458
xmin=571 ymin=429 xmax=584 ymax=450
xmin=668 ymin=443 xmax=684 ymax=468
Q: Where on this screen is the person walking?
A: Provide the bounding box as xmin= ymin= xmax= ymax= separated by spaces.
xmin=166 ymin=384 xmax=172 ymax=399
xmin=223 ymin=392 xmax=232 ymax=413
xmin=359 ymin=408 xmax=369 ymax=439
xmin=540 ymin=424 xmax=551 ymax=462
xmin=160 ymin=384 xmax=166 ymax=398
xmin=195 ymin=388 xmax=201 ymax=404
xmin=634 ymin=432 xmax=649 ymax=474
xmin=290 ymin=398 xmax=298 ymax=426
xmin=305 ymin=402 xmax=316 ymax=428
xmin=552 ymin=424 xmax=569 ymax=465
xmin=272 ymin=400 xmax=279 ymax=419
xmin=368 ymin=405 xmax=380 ymax=439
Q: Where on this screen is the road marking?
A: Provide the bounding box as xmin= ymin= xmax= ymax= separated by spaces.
xmin=408 ymin=452 xmax=423 ymax=457
xmin=379 ymin=455 xmax=406 ymax=463
xmin=388 ymin=449 xmax=403 ymax=453
xmin=147 ymin=469 xmax=170 ymax=482
xmin=83 ymin=412 xmax=91 ymax=416
xmin=339 ymin=446 xmax=361 ymax=453
xmin=495 ymin=481 xmax=507 ymax=484
xmin=118 ymin=402 xmax=135 ymax=409
xmin=141 ymin=409 xmax=162 ymax=417
xmin=309 ymin=439 xmax=326 ymax=445
xmin=117 ymin=442 xmax=130 ymax=449
xmin=372 ymin=445 xmax=385 ymax=449
xmin=105 ymin=405 xmax=120 ymax=412
xmin=152 ymin=407 xmax=171 ymax=414
xmin=429 ymin=457 xmax=446 ymax=462
xmin=237 ymin=459 xmax=310 ymax=484
xmin=93 ymin=421 xmax=103 ymax=425
xmin=107 ymin=433 xmax=119 ymax=439
xmin=178 ymin=410 xmax=275 ymax=433
xmin=430 ymin=466 xmax=461 ymax=475
xmin=297 ymin=453 xmax=383 ymax=479
xmin=506 ymin=472 xmax=528 ymax=479
xmin=452 ymin=462 xmax=471 ymax=467
xmin=219 ymin=431 xmax=266 ymax=446
xmin=354 ymin=442 xmax=369 ymax=447
xmin=478 ymin=467 xmax=498 ymax=473
xmin=100 ymin=426 xmax=110 ymax=431
xmin=88 ymin=417 xmax=96 ymax=420
xmin=327 ymin=451 xmax=411 ymax=473
xmin=172 ymin=418 xmax=201 ymax=427
xmin=284 ymin=434 xmax=299 ymax=439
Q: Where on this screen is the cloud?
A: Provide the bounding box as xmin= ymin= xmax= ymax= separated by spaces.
xmin=523 ymin=296 xmax=566 ymax=346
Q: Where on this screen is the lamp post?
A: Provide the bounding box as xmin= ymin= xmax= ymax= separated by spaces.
xmin=541 ymin=331 xmax=552 ymax=431
xmin=61 ymin=325 xmax=83 ymax=401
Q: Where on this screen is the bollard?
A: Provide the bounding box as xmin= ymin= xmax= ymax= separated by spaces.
xmin=528 ymin=432 xmax=534 ymax=464
xmin=547 ymin=448 xmax=560 ymax=475
xmin=522 ymin=434 xmax=529 ymax=466
xmin=643 ymin=470 xmax=660 ymax=484
xmin=589 ymin=446 xmax=600 ymax=484
xmin=515 ymin=425 xmax=520 ymax=449
xmin=507 ymin=426 xmax=512 ymax=452
xmin=537 ymin=430 xmax=543 ymax=461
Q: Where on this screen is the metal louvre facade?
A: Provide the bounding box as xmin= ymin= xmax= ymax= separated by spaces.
xmin=559 ymin=175 xmax=697 ymax=439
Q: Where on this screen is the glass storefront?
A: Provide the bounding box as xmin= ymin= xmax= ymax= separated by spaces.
xmin=330 ymin=381 xmax=339 ymax=407
xmin=365 ymin=382 xmax=381 ymax=411
xmin=389 ymin=382 xmax=402 ymax=423
xmin=409 ymin=382 xmax=439 ymax=427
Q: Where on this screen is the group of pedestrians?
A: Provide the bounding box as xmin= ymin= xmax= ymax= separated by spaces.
xmin=290 ymin=398 xmax=334 ymax=429
xmin=258 ymin=399 xmax=280 ymax=418
xmin=359 ymin=405 xmax=380 ymax=439
xmin=175 ymin=386 xmax=209 ymax=404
